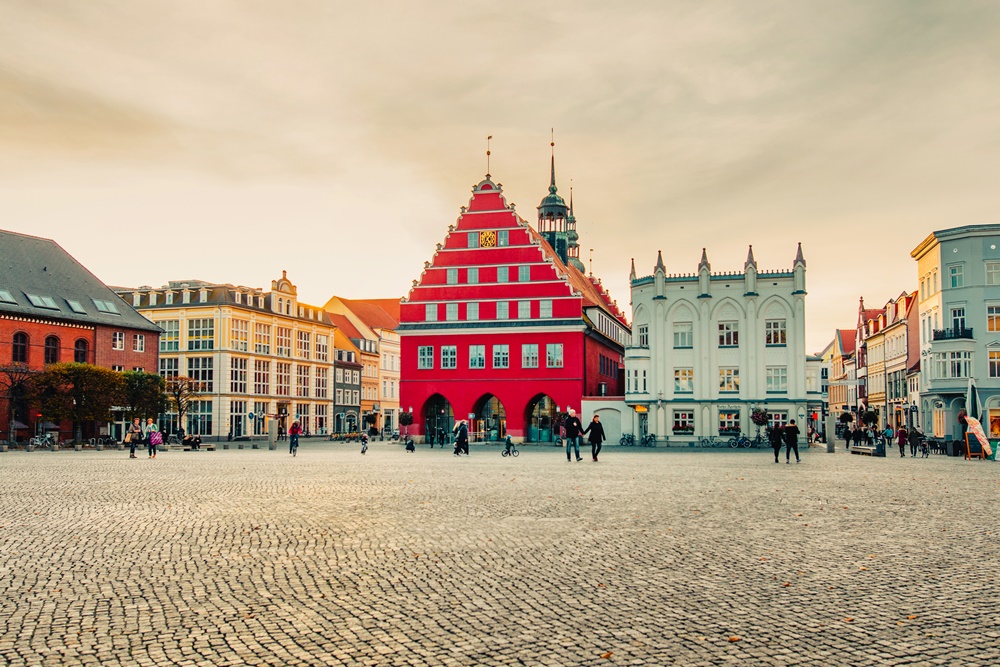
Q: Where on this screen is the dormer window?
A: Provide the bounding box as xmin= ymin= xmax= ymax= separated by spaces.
xmin=92 ymin=298 xmax=120 ymax=314
xmin=182 ymin=291 xmax=191 ymax=304
xmin=166 ymin=292 xmax=174 ymax=305
xmin=148 ymin=292 xmax=158 ymax=306
xmin=132 ymin=293 xmax=142 ymax=307
xmin=199 ymin=288 xmax=209 ymax=303
xmin=26 ymin=293 xmax=59 ymax=310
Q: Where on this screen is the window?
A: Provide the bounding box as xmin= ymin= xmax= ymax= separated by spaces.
xmin=446 ymin=303 xmax=458 ymax=321
xmin=469 ymin=345 xmax=485 ymax=369
xmin=153 ymin=320 xmax=177 ymax=352
xmin=231 ymin=319 xmax=249 ymax=351
xmin=159 ymin=358 xmax=178 ymax=379
xmin=441 ymin=346 xmax=457 ymax=369
xmin=951 ymin=307 xmax=966 ymax=331
xmin=769 ymin=411 xmax=789 ymax=428
xmin=719 ymin=368 xmax=739 ymax=392
xmin=672 ymin=411 xmax=694 ymax=433
xmin=989 ymin=305 xmax=1000 ymax=332
xmin=353 ymin=390 xmax=360 ymax=405
xmin=254 ymin=324 xmax=271 ymax=354
xmin=523 ymin=344 xmax=538 ymax=369
xmin=112 ymin=365 xmax=124 ymax=372
xmin=231 ymin=357 xmax=248 ymax=393
xmin=188 ymin=318 xmax=215 ymax=350
xmin=447 ymin=268 xmax=458 ymax=285
xmin=418 ymin=346 xmax=434 ymax=369
xmin=73 ymin=339 xmax=89 ymax=363
xmin=950 ymin=264 xmax=964 ymax=288
xmin=766 ymin=366 xmax=788 ymax=392
xmin=518 ymin=300 xmax=531 ymax=319
xmin=66 ymin=299 xmax=86 ymax=314
xmin=425 ymin=303 xmax=438 ymax=321
xmin=991 ymin=351 xmax=1000 ymax=378
xmin=718 ymin=322 xmax=739 ymax=347
xmin=467 ymin=268 xmax=479 ymax=284
xmin=467 ymin=232 xmax=478 ymax=248
xmin=933 ymin=351 xmax=973 ymax=379
xmin=253 ymin=360 xmax=270 ymax=394
xmin=673 ymin=322 xmax=693 ymax=348
xmin=540 ymin=300 xmax=552 ymax=319
xmin=187 ymin=357 xmax=214 ymax=392
xmin=112 ymin=331 xmax=125 ymax=350
xmin=296 ymin=365 xmax=310 ymax=397
xmin=335 ymin=388 xmax=343 ymax=404
xmin=297 ymin=331 xmax=311 ymax=359
xmin=493 ymin=345 xmax=509 ymax=369
xmin=674 ymin=368 xmax=693 ymax=393
xmin=498 ymin=230 xmax=509 ymax=246
xmin=315 ymin=334 xmax=329 ymax=362
xmin=44 ymin=336 xmax=59 ymax=364
xmin=497 ymin=266 xmax=508 ymax=283
xmin=275 ymin=362 xmax=291 ymax=396
xmin=26 ymin=293 xmax=58 ymax=310
xmin=719 ymin=410 xmax=740 ymax=434
xmin=0 ymin=289 xmax=16 ymax=304
xmin=92 ymin=298 xmax=119 ymax=314
xmin=496 ymin=301 xmax=509 ymax=320
xmin=765 ymin=319 xmax=786 ymax=346
xmin=187 ymin=400 xmax=213 ymax=436
xmin=133 ymin=334 xmax=145 ymax=352
xmin=987 ymin=262 xmax=1000 ymax=286
xmin=518 ymin=265 xmax=530 ymax=282
xmin=466 ymin=302 xmax=479 ymax=321
xmin=638 ymin=325 xmax=649 ymax=348
xmin=276 ymin=327 xmax=292 ymax=357
xmin=546 ymin=343 xmax=564 ymax=368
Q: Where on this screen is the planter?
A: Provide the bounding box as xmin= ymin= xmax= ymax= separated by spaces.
xmin=74 ymin=444 xmax=82 ymax=451
xmin=223 ymin=443 xmax=230 ymax=449
xmin=237 ymin=443 xmax=244 ymax=449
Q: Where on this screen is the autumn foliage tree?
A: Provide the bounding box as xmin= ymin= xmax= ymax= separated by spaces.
xmin=120 ymin=371 xmax=167 ymax=423
xmin=30 ymin=363 xmax=123 ymax=442
xmin=0 ymin=363 xmax=37 ymax=443
xmin=165 ymin=376 xmax=202 ymax=434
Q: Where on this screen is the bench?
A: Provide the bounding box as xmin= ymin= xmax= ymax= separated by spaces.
xmin=851 ymin=445 xmax=877 ymax=456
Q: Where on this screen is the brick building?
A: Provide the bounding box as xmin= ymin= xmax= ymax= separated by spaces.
xmin=1 ymin=229 xmax=160 ymax=442
xmin=399 ymin=158 xmax=629 ymax=443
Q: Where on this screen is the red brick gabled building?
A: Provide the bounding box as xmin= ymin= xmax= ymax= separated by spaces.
xmin=399 ymin=164 xmax=629 ymax=443
xmin=1 ymin=230 xmax=160 ymax=442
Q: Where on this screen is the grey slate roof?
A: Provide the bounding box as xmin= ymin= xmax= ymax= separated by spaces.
xmin=0 ymin=229 xmax=161 ymax=333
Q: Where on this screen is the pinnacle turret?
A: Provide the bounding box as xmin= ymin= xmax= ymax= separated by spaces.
xmin=698 ymin=248 xmax=711 ymax=272
xmin=745 ymin=245 xmax=756 ymax=269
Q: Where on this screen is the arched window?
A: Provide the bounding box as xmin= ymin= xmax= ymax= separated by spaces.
xmin=12 ymin=332 xmax=28 ymax=363
xmin=44 ymin=336 xmax=60 ymax=364
xmin=74 ymin=339 xmax=89 ymax=363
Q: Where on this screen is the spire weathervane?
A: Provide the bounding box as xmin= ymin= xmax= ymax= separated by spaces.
xmin=486 ymin=135 xmax=492 ymax=178
xmin=549 ymin=128 xmax=557 ymax=193
xmin=589 ymin=248 xmax=594 ymax=276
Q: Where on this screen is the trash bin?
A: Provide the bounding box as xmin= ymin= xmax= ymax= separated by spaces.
xmin=875 ymin=440 xmax=886 ymax=457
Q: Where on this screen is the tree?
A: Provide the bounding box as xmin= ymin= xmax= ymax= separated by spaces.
xmin=839 ymin=412 xmax=854 ymax=425
xmin=30 ymin=363 xmax=123 ymax=442
xmin=165 ymin=376 xmax=201 ymax=435
xmin=0 ymin=364 xmax=37 ymax=443
xmin=120 ymin=371 xmax=167 ymax=423
xmin=399 ymin=411 xmax=413 ymax=438
xmin=861 ymin=409 xmax=879 ymax=428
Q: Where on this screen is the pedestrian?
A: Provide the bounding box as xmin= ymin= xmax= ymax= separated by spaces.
xmin=144 ymin=417 xmax=160 ymax=459
xmin=563 ymin=408 xmax=584 ymax=462
xmin=125 ymin=417 xmax=143 ymax=459
xmin=277 ymin=424 xmax=286 ymax=442
xmin=582 ymin=414 xmax=606 ymax=462
xmin=453 ymin=419 xmax=469 ymax=456
xmin=896 ymin=426 xmax=908 ymax=458
xmin=360 ymin=432 xmax=368 ymax=455
xmin=768 ymin=424 xmax=784 ymax=463
xmin=852 ymin=427 xmax=862 ymax=450
xmin=864 ymin=427 xmax=874 ymax=447
xmin=288 ymin=420 xmax=301 ymax=455
xmin=908 ymin=427 xmax=920 ymax=458
xmin=784 ymin=419 xmax=801 ymax=464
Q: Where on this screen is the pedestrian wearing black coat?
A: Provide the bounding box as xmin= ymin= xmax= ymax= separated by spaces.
xmin=453 ymin=420 xmax=469 ymax=456
xmin=784 ymin=420 xmax=801 ymax=463
xmin=582 ymin=415 xmax=606 ymax=462
xmin=768 ymin=425 xmax=784 ymax=463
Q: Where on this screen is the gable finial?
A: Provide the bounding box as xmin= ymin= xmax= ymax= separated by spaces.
xmin=486 ymin=134 xmax=492 ymax=178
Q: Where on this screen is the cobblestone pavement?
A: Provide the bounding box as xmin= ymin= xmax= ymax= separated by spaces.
xmin=1 ymin=444 xmax=998 ymax=667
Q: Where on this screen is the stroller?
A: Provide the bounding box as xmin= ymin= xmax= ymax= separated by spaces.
xmin=404 ymin=438 xmax=415 ymax=453
xmin=501 ymin=435 xmax=519 ymax=457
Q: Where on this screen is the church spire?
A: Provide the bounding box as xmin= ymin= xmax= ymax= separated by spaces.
xmin=698 ymin=248 xmax=711 ymax=272
xmin=794 ymin=242 xmax=806 ymax=267
xmin=745 ymin=245 xmax=757 ymax=270
xmin=655 ymin=250 xmax=665 ymax=273
xmin=630 ymin=258 xmax=637 ymax=282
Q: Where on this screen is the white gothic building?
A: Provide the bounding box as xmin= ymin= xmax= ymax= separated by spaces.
xmin=623 ymin=245 xmax=810 ymax=442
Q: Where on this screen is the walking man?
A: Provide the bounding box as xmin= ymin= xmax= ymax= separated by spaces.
xmin=563 ymin=408 xmax=584 ymax=462
xmin=784 ymin=419 xmax=801 ymax=464
xmin=582 ymin=414 xmax=606 ymax=462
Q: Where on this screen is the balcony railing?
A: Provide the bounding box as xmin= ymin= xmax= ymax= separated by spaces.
xmin=932 ymin=327 xmax=974 ymax=341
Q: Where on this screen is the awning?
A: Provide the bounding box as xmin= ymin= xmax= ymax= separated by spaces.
xmin=11 ymin=420 xmax=28 ymax=429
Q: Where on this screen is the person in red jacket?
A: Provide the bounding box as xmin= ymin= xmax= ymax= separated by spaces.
xmin=289 ymin=420 xmax=302 ymax=456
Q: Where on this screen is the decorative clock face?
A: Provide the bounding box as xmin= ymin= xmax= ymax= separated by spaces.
xmin=479 ymin=230 xmax=497 ymax=248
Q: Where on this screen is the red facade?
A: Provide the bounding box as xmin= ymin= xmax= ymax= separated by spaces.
xmin=399 ymin=174 xmax=628 ymax=443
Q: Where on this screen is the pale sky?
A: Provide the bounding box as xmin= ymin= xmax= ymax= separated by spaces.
xmin=2 ymin=1 xmax=999 ymax=351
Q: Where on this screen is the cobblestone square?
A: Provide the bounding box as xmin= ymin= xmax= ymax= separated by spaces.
xmin=1 ymin=444 xmax=998 ymax=666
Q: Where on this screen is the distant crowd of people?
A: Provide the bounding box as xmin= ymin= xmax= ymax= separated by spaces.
xmin=842 ymin=424 xmax=926 ymax=457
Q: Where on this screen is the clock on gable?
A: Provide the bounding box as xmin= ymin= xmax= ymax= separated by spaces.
xmin=479 ymin=230 xmax=497 ymax=248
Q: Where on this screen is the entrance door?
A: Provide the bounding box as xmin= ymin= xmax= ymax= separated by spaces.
xmin=423 ymin=394 xmax=454 ymax=445
xmin=474 ymin=394 xmax=506 ymax=442
xmin=526 ymin=395 xmax=559 ymax=443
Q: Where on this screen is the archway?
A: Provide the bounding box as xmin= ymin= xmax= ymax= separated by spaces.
xmin=344 ymin=411 xmax=358 ymax=434
xmin=472 ymin=394 xmax=506 ymax=442
xmin=423 ymin=394 xmax=454 ymax=446
xmin=525 ymin=394 xmax=559 ymax=443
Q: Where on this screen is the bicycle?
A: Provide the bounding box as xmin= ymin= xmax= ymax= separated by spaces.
xmin=619 ymin=433 xmax=635 ymax=446
xmin=728 ymin=434 xmax=753 ymax=448
xmin=697 ymin=436 xmax=721 ymax=448
xmin=640 ymin=433 xmax=657 ymax=447
xmin=501 ymin=437 xmax=519 ymax=457
xmin=30 ymin=434 xmax=57 ymax=448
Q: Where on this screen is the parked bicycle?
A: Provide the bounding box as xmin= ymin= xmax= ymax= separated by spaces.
xmin=728 ymin=434 xmax=757 ymax=448
xmin=619 ymin=433 xmax=635 ymax=446
xmin=697 ymin=436 xmax=723 ymax=448
xmin=640 ymin=433 xmax=657 ymax=447
xmin=29 ymin=433 xmax=58 ymax=448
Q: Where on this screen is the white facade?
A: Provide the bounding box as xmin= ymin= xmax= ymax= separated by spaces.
xmin=625 ymin=246 xmax=809 ymax=441
xmin=911 ymin=224 xmax=1000 ymax=440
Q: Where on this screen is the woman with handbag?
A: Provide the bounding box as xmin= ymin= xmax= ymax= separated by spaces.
xmin=144 ymin=418 xmax=160 ymax=459
xmin=125 ymin=418 xmax=142 ymax=459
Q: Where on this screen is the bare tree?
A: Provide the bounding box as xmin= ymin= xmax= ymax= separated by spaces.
xmin=0 ymin=364 xmax=36 ymax=444
xmin=166 ymin=376 xmax=202 ymax=435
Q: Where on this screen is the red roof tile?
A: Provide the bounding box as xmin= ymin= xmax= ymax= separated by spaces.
xmin=341 ymin=298 xmax=401 ymax=329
